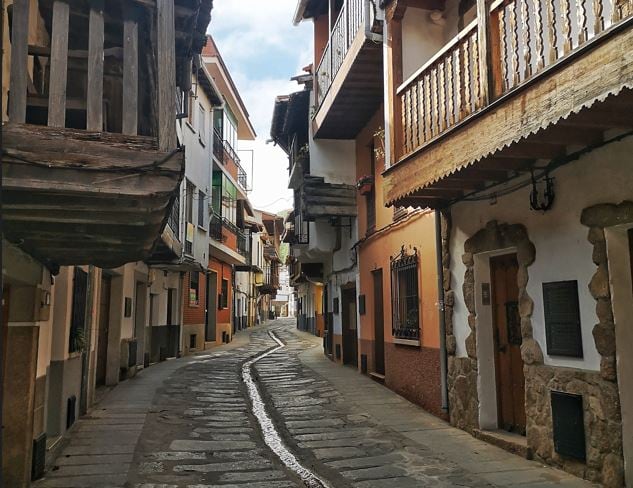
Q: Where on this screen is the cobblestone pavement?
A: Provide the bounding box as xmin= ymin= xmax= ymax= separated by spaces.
xmin=37 ymin=319 xmax=593 ymax=487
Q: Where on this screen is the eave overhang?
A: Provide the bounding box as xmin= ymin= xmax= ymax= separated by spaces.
xmin=383 ymin=20 xmax=633 ymax=209
xmin=2 ymin=124 xmax=185 ymax=270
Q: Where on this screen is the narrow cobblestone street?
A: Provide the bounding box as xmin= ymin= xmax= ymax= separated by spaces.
xmin=33 ymin=319 xmax=592 ymax=488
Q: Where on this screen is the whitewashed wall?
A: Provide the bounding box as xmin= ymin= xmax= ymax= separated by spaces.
xmin=450 ymin=136 xmax=633 ymax=371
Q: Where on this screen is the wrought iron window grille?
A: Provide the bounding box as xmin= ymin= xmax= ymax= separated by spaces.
xmin=390 ymin=246 xmax=420 ymax=341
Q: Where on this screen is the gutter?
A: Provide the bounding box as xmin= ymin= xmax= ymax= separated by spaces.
xmin=435 ymin=210 xmax=449 ymax=413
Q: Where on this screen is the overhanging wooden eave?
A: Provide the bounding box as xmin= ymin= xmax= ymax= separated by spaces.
xmin=2 ymin=123 xmax=185 ymax=270
xmin=383 ymin=20 xmax=633 ymax=208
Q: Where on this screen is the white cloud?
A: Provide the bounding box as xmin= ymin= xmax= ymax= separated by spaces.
xmin=209 ymin=0 xmax=313 ymax=214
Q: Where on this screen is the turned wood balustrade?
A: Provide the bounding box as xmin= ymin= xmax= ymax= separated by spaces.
xmin=396 ymin=0 xmax=633 ymax=158
xmin=314 ymin=0 xmax=366 ymax=109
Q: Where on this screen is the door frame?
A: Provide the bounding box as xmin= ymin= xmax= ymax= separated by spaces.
xmin=341 ymin=286 xmax=358 ymax=367
xmin=372 ymin=269 xmax=385 ymax=375
xmin=206 ymin=270 xmax=218 ymax=342
xmin=605 ymin=224 xmax=633 ymax=482
xmin=473 ymin=248 xmax=524 ymax=430
xmin=490 ymin=253 xmax=525 ymax=434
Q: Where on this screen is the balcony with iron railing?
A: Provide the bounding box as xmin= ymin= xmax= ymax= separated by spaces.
xmin=312 ymin=0 xmax=384 ymax=138
xmin=213 ymin=128 xmax=249 ymax=192
xmin=385 ymin=0 xmax=633 ymax=207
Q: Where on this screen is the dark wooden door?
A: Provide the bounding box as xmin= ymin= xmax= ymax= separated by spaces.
xmin=2 ymin=286 xmax=9 ymax=387
xmin=373 ymin=269 xmax=385 ymax=375
xmin=491 ymin=254 xmax=526 ymax=434
xmin=342 ymin=288 xmax=358 ymax=367
xmin=96 ymin=275 xmax=111 ymax=386
xmin=629 ymin=229 xmax=633 ymax=295
xmin=206 ymin=272 xmax=217 ymax=342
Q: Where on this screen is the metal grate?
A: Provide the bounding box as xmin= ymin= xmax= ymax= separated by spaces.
xmin=31 ymin=433 xmax=47 ymax=481
xmin=391 ymin=247 xmax=420 ymax=340
xmin=551 ymin=391 xmax=586 ymax=461
xmin=128 ymin=340 xmax=138 ymax=367
xmin=66 ymin=396 xmax=77 ymax=429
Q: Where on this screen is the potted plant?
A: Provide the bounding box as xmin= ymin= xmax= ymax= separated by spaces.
xmin=357 ymin=175 xmax=374 ymax=195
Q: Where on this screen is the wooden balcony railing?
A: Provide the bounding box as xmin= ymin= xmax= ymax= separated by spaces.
xmin=8 ymin=0 xmax=177 ymax=151
xmin=397 ymin=0 xmax=633 ymax=159
xmin=314 ymin=0 xmax=365 ymax=110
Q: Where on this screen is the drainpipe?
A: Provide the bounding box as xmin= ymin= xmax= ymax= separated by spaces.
xmin=435 ymin=210 xmax=449 ymax=413
xmin=365 ymin=0 xmax=384 ymax=43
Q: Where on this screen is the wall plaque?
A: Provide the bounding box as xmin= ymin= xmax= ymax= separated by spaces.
xmin=543 ymin=280 xmax=583 ymax=357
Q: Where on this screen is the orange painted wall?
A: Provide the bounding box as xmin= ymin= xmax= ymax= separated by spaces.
xmin=209 ymin=258 xmax=232 ymax=327
xmin=355 ymin=108 xmax=443 ymax=417
xmin=183 ymin=272 xmax=206 ymax=325
xmin=355 ymin=108 xmax=440 ymax=349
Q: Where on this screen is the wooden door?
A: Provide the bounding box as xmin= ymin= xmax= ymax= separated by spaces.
xmin=96 ymin=275 xmax=111 ymax=386
xmin=373 ymin=270 xmax=385 ymax=375
xmin=2 ymin=286 xmax=9 ymax=387
xmin=206 ymin=272 xmax=217 ymax=342
xmin=342 ymin=288 xmax=358 ymax=367
xmin=491 ymin=254 xmax=526 ymax=434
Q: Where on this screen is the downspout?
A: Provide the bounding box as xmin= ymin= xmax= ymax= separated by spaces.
xmin=365 ymin=0 xmax=384 ymax=43
xmin=435 ymin=210 xmax=449 ymax=413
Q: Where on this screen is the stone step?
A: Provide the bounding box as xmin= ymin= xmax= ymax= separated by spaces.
xmin=472 ymin=429 xmax=533 ymax=459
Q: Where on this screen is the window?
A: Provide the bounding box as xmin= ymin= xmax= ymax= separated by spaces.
xmin=223 ymin=108 xmax=238 ymax=152
xmin=187 ymin=91 xmax=194 ymax=126
xmin=186 ymin=181 xmax=195 ymax=223
xmin=220 ymin=279 xmax=229 ymax=309
xmin=189 ymin=272 xmax=200 ymax=306
xmin=211 ymin=172 xmax=238 ymax=226
xmin=391 ymin=247 xmax=420 ymax=341
xmin=198 ymin=104 xmax=206 ymax=143
xmin=198 ymin=190 xmax=206 ymax=228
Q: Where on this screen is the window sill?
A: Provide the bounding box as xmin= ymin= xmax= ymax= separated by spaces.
xmin=198 ymin=137 xmax=206 ymax=147
xmin=393 ymin=338 xmax=421 ymax=347
xmin=185 ymin=121 xmax=196 ymax=134
xmin=197 ymin=224 xmax=206 ymax=232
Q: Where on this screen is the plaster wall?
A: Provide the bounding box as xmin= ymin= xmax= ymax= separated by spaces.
xmin=401 ymin=5 xmax=459 ymax=81
xmin=450 ymin=136 xmax=633 ymax=371
xmin=308 ymin=137 xmax=357 ymax=185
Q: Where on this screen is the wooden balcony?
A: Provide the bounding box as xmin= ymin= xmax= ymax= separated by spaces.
xmin=3 ymin=0 xmax=210 ymax=268
xmin=313 ymin=0 xmax=383 ymax=139
xmin=300 ymin=176 xmax=357 ymax=220
xmin=384 ymin=0 xmax=633 ymax=208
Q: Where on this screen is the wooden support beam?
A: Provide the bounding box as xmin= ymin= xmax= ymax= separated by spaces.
xmin=476 ymin=0 xmax=491 ymax=106
xmin=157 ymin=0 xmax=177 ymax=151
xmin=122 ymin=3 xmax=140 ymax=136
xmin=9 ymin=0 xmax=30 ymax=123
xmin=87 ymin=0 xmax=105 ymax=132
xmin=48 ymin=0 xmax=70 ymax=127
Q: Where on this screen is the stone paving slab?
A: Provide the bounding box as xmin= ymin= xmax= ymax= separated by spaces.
xmin=36 ymin=320 xmax=597 ymax=488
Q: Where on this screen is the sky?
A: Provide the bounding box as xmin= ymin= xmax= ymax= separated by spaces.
xmin=208 ymin=1 xmax=313 ymax=215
